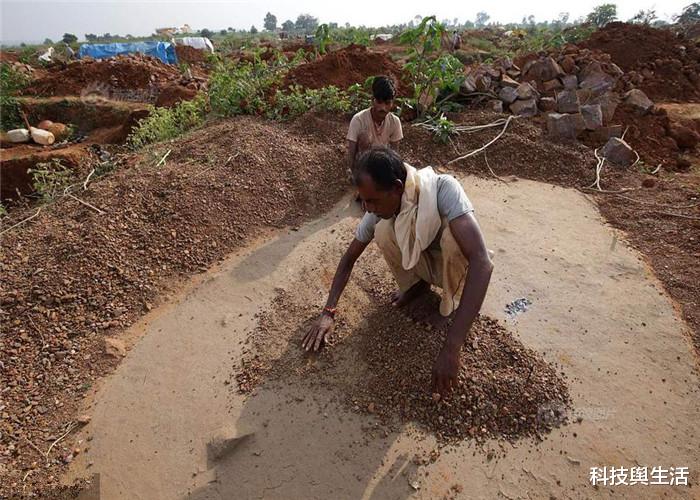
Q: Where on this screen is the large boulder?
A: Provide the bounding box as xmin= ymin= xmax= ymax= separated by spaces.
xmin=556 ymin=89 xmax=580 ymax=114
xmin=580 ymin=104 xmax=603 ymax=130
xmin=624 ymin=89 xmax=654 ymax=115
xmin=547 ymin=112 xmax=585 ymax=139
xmin=510 ymin=98 xmax=538 ymax=117
xmin=601 ymin=137 xmax=636 ymax=167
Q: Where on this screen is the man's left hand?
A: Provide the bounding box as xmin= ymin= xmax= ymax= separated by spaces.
xmin=431 ymin=346 xmax=461 ymax=396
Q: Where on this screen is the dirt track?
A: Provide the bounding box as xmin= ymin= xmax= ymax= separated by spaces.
xmin=63 ymin=176 xmax=700 ymax=499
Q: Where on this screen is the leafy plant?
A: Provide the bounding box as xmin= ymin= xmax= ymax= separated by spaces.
xmin=0 ymin=63 xmax=30 ymax=130
xmin=316 ymin=24 xmax=330 ymax=55
xmin=427 ymin=114 xmax=458 ymax=143
xmin=399 ymin=17 xmax=466 ymax=117
xmin=28 ymin=160 xmax=75 ymax=202
xmin=127 ymin=93 xmax=208 ymax=149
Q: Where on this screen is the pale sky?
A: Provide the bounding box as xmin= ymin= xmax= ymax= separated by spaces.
xmin=0 ymin=0 xmax=689 ymax=44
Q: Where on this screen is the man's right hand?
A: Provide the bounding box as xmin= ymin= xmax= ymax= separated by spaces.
xmin=302 ymin=313 xmax=335 ymax=352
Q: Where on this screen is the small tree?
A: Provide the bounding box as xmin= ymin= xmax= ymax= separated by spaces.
xmin=475 ymin=11 xmax=490 ymax=28
xmin=295 ymin=13 xmax=319 ymax=34
xmin=250 ymin=25 xmax=258 ymax=34
xmin=676 ymin=2 xmax=700 ymax=24
xmin=43 ymin=38 xmax=53 ymax=45
xmin=200 ymin=28 xmax=214 ymax=38
xmin=264 ymin=12 xmax=277 ymax=31
xmin=629 ymin=9 xmax=657 ymax=24
xmin=62 ymin=33 xmax=77 ymax=44
xmin=85 ymin=33 xmax=97 ymax=41
xmin=586 ymin=4 xmax=617 ymax=28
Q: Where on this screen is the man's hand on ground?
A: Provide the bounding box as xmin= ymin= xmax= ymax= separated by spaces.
xmin=302 ymin=314 xmax=335 ymax=352
xmin=431 ymin=346 xmax=461 ymax=396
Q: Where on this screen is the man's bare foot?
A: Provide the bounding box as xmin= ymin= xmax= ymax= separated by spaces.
xmin=391 ymin=280 xmax=430 ymax=308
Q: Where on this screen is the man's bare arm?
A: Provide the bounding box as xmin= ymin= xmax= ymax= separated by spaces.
xmin=346 ymin=140 xmax=358 ymax=179
xmin=302 ymin=238 xmax=369 ymax=351
xmin=432 ymin=213 xmax=494 ymax=395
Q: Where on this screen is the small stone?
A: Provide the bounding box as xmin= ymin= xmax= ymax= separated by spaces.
xmin=487 ymin=99 xmax=503 ymax=113
xmin=510 ymin=98 xmax=538 ymax=117
xmin=547 ymin=112 xmax=585 ymax=139
xmin=555 ymin=89 xmax=580 ymax=114
xmin=601 ymin=137 xmax=636 ymax=167
xmin=561 ymin=74 xmax=578 ymax=90
xmin=580 ymin=104 xmax=603 ymax=130
xmin=539 ymin=97 xmax=557 ymax=112
xmin=624 ymin=89 xmax=654 ymax=115
xmin=515 ymin=82 xmax=537 ymax=100
xmin=498 ymin=86 xmax=518 ymax=104
xmin=77 ymin=415 xmax=92 ymax=424
xmin=104 ymin=337 xmax=126 ymax=358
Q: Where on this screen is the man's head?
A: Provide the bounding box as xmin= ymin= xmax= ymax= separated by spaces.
xmin=354 ymin=147 xmax=406 ymax=219
xmin=371 ymin=76 xmax=396 ymax=121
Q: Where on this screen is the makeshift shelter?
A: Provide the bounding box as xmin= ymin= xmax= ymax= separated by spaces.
xmin=78 ymin=41 xmax=178 ymax=64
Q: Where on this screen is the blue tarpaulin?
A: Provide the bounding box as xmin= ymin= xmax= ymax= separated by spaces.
xmin=78 ymin=42 xmax=178 ymax=64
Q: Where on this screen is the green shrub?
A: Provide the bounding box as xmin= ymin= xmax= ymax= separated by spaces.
xmin=0 ymin=63 xmax=30 ymax=130
xmin=28 ymin=160 xmax=75 ymax=202
xmin=127 ymin=93 xmax=208 ymax=149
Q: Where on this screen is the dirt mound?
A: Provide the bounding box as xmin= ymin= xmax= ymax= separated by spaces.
xmin=0 ymin=50 xmax=20 ymax=63
xmin=21 ymin=54 xmax=205 ymax=101
xmin=580 ymin=22 xmax=700 ymax=101
xmin=236 ymin=259 xmax=570 ymax=444
xmin=284 ymin=44 xmax=409 ymax=95
xmin=0 ymin=115 xmax=348 ymax=497
xmin=175 ymin=45 xmax=206 ymax=64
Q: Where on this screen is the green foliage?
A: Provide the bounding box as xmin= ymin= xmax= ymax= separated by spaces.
xmin=208 ymin=53 xmax=290 ymax=117
xmin=400 ymin=17 xmax=466 ymax=117
xmin=428 ymin=114 xmax=458 ymax=144
xmin=316 ymin=24 xmax=330 ymax=54
xmin=586 ymin=4 xmax=618 ymax=28
xmin=127 ymin=93 xmax=208 ymax=149
xmin=28 ymin=160 xmax=75 ymax=202
xmin=0 ymin=203 xmax=7 ymax=218
xmin=0 ymin=63 xmax=30 ymax=130
xmin=250 ymin=25 xmax=258 ymax=34
xmin=270 ymin=85 xmax=367 ymax=120
xmin=295 ymin=13 xmax=319 ymax=34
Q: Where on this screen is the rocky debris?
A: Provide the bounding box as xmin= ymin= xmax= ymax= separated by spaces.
xmin=547 ymin=112 xmax=585 ymax=140
xmin=515 ymin=82 xmax=537 ymax=100
xmin=235 ymin=270 xmax=570 ymax=444
xmin=580 ymin=104 xmax=603 ymax=130
xmin=561 ymin=74 xmax=578 ymax=90
xmin=104 ymin=337 xmax=126 ymax=358
xmin=623 ymin=89 xmax=654 ymax=115
xmin=590 ymin=92 xmax=620 ymax=123
xmin=580 ymin=22 xmax=700 ymax=101
xmin=601 ymin=137 xmax=636 ymax=166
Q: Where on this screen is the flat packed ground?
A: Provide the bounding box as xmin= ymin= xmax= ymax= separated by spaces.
xmin=63 ymin=176 xmax=699 ymax=499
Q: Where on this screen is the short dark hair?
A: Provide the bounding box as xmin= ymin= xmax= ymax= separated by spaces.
xmin=372 ymin=75 xmax=396 ymax=102
xmin=354 ymin=147 xmax=406 ymax=191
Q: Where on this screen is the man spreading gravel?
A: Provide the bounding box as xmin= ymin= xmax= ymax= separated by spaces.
xmin=303 ymin=147 xmax=494 ymax=396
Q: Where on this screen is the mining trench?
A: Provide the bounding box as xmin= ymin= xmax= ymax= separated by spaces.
xmin=63 ymin=175 xmax=700 ymax=499
xmin=0 ymin=96 xmax=148 ymax=202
